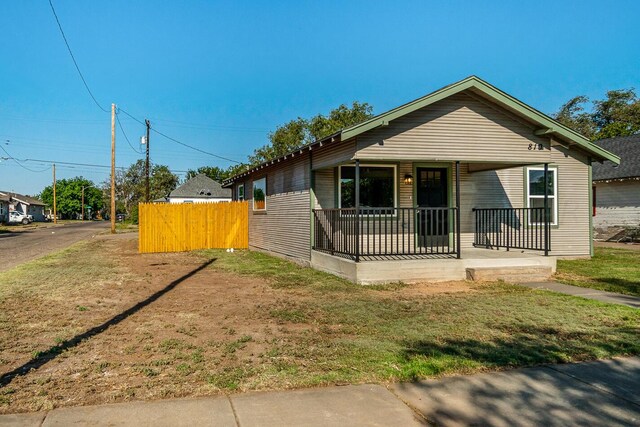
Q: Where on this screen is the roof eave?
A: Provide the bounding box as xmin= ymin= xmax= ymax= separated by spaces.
xmin=223 ymin=131 xmax=342 ymax=185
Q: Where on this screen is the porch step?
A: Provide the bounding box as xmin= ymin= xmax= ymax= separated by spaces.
xmin=466 ymin=266 xmax=553 ymax=282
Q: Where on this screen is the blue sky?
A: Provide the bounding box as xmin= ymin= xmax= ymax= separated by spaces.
xmin=1 ymin=0 xmax=638 ymax=195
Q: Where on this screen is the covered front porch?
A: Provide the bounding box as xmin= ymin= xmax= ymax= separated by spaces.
xmin=310 ymin=159 xmax=555 ymax=283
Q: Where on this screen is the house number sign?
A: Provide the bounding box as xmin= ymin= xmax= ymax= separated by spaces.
xmin=528 ymin=143 xmax=545 ymax=150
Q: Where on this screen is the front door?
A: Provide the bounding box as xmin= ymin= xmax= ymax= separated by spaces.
xmin=416 ymin=168 xmax=449 ymax=247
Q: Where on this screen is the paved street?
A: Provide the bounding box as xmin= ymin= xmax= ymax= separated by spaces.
xmin=0 ymin=221 xmax=109 ymax=271
xmin=1 ymin=357 xmax=638 ymax=426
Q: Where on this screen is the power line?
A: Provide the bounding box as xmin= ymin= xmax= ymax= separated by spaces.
xmin=5 ymin=155 xmax=126 ymax=171
xmin=116 ymin=111 xmax=144 ymax=155
xmin=2 ymin=153 xmax=189 ymax=176
xmin=148 ymin=118 xmax=267 ymax=132
xmin=48 ymin=0 xmax=109 ymax=113
xmin=118 ymin=108 xmax=241 ymax=164
xmin=0 ymin=145 xmax=52 ymax=173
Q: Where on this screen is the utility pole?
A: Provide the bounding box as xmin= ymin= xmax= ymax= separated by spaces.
xmin=81 ymin=186 xmax=85 ymax=221
xmin=53 ymin=163 xmax=57 ymax=224
xmin=145 ymin=119 xmax=150 ymax=203
xmin=110 ymin=103 xmax=116 ymax=234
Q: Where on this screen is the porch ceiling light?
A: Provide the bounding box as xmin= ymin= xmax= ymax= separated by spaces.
xmin=404 ymin=174 xmax=413 ymax=185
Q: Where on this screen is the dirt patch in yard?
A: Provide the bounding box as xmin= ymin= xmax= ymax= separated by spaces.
xmin=0 ymin=236 xmax=304 ymax=413
xmin=392 ymin=281 xmax=475 ymax=297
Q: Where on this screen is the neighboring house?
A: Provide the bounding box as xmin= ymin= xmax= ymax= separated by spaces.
xmin=168 ymin=174 xmax=231 ymax=203
xmin=0 ymin=192 xmax=46 ymax=221
xmin=592 ymin=134 xmax=640 ymax=235
xmin=0 ymin=195 xmax=9 ymax=223
xmin=223 ymin=76 xmax=618 ymax=284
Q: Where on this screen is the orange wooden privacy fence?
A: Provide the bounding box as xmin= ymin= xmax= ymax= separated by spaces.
xmin=138 ymin=202 xmax=248 ymax=253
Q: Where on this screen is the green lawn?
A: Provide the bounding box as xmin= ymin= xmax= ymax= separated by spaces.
xmin=201 ymin=249 xmax=640 ymax=383
xmin=556 ymin=247 xmax=640 ymax=297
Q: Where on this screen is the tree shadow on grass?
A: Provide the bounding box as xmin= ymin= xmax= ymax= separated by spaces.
xmin=592 ymin=277 xmax=640 ymax=296
xmin=396 ymin=325 xmax=640 ymax=425
xmin=0 ymin=258 xmax=215 ymax=388
xmin=401 ymin=324 xmax=640 ymax=375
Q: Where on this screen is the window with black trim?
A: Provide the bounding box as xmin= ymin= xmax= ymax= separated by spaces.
xmin=339 ymin=165 xmax=396 ymax=211
xmin=253 ymin=178 xmax=266 ymax=211
xmin=526 ymin=167 xmax=557 ymax=225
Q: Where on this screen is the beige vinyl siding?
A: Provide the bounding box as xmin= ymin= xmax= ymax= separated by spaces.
xmin=551 ymin=147 xmax=591 ymax=255
xmin=355 ymin=92 xmax=551 ymax=164
xmin=312 ymin=139 xmax=356 ymax=170
xmin=594 ymin=181 xmax=640 ymax=229
xmin=247 ymin=152 xmax=312 ymax=262
xmin=314 ymin=168 xmax=335 ymax=209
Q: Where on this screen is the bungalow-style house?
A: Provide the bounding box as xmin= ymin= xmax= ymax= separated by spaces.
xmin=167 ymin=174 xmax=231 ymax=204
xmin=0 ymin=192 xmax=46 ymax=222
xmin=592 ymin=134 xmax=640 ymax=236
xmin=223 ymin=76 xmax=619 ymax=284
xmin=0 ymin=194 xmax=9 ymax=223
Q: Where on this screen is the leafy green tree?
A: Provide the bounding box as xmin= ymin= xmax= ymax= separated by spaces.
xmin=554 ymin=89 xmax=640 ymax=140
xmin=185 ymin=166 xmax=231 ymax=182
xmin=554 ymin=96 xmax=596 ymax=139
xmin=40 ymin=177 xmax=104 ymax=219
xmin=101 ymin=160 xmax=179 ymax=219
xmin=592 ymin=89 xmax=640 ymax=139
xmin=249 ymin=101 xmax=374 ymax=165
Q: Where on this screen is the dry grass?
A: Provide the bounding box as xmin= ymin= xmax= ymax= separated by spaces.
xmin=0 ymin=240 xmax=638 ymax=414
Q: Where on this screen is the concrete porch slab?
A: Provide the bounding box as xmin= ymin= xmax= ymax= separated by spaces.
xmin=311 ymin=248 xmax=556 ymax=284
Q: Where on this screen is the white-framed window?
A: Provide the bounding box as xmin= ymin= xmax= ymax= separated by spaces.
xmin=526 ymin=167 xmax=557 ymax=225
xmin=237 ymin=184 xmax=245 ymax=201
xmin=338 ymin=164 xmax=397 ymax=213
xmin=253 ymin=177 xmax=266 ymax=211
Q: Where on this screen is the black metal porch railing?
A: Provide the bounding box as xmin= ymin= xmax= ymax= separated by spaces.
xmin=473 ymin=207 xmax=551 ymax=255
xmin=312 ymin=207 xmax=459 ymax=261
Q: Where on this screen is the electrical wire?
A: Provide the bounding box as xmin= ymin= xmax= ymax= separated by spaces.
xmin=118 ymin=108 xmax=241 ymax=164
xmin=48 ymin=0 xmax=109 ymax=113
xmin=148 ymin=117 xmax=267 ymax=132
xmin=0 ymin=145 xmax=52 ymax=173
xmin=116 ymin=111 xmax=144 ymax=155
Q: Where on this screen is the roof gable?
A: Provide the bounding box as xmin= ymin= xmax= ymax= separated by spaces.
xmin=169 ymin=174 xmax=231 ymax=198
xmin=342 ymin=76 xmax=618 ymax=163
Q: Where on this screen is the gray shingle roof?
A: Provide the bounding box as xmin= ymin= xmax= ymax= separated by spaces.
xmin=0 ymin=192 xmax=45 ymax=205
xmin=168 ymin=174 xmax=231 ymax=199
xmin=593 ymin=134 xmax=640 ymax=181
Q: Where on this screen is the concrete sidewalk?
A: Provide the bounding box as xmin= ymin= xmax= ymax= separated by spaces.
xmin=1 ymin=357 xmax=638 ymax=426
xmin=520 ymin=281 xmax=640 ymax=308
